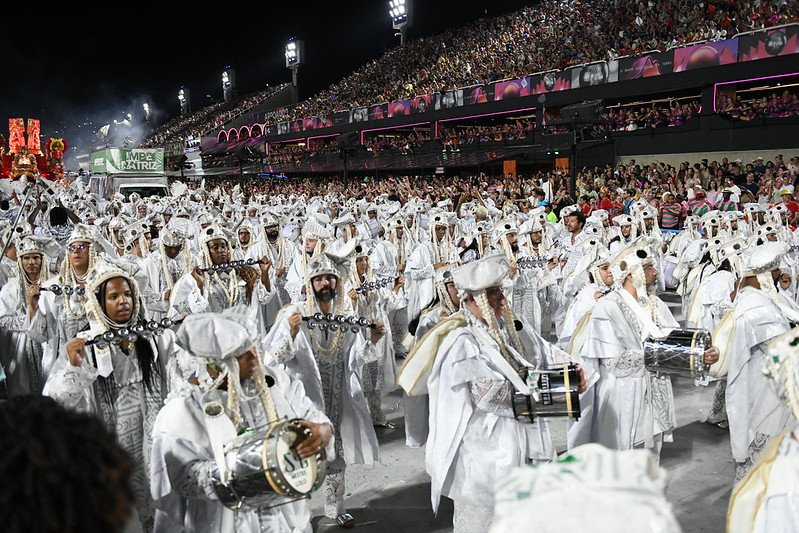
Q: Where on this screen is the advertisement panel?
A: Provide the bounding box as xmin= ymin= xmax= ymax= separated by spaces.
xmin=618 ymin=50 xmax=674 ymax=80
xmin=673 ymin=39 xmax=738 ymax=72
xmin=434 ymin=89 xmax=464 ymax=110
xmin=529 ymin=71 xmax=572 ymax=94
xmin=569 ymin=61 xmax=619 ymax=88
xmin=493 ymin=77 xmax=532 ymax=101
xmin=277 ymin=122 xmax=290 ymax=135
xmin=369 ymin=103 xmax=388 ymax=121
xmin=463 ymin=85 xmax=490 ymax=105
xmin=387 ymin=99 xmax=412 ymax=117
xmin=738 ymin=26 xmax=799 ymax=62
xmin=302 ymin=117 xmax=332 ymax=130
xmin=90 ymin=148 xmax=165 ymax=174
xmin=331 ymin=110 xmax=350 ymax=125
xmin=349 ymin=107 xmax=369 ymax=123
xmin=411 ymin=94 xmax=434 ymax=113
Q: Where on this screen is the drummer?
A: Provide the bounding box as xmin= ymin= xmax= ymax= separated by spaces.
xmin=150 ymin=306 xmax=333 ymax=533
xmin=579 ymin=237 xmax=719 ymax=457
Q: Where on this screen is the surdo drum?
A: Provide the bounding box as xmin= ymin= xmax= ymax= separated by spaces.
xmin=512 ymin=364 xmax=581 ymax=422
xmin=644 ymin=328 xmax=711 ymax=380
xmin=212 ymin=418 xmax=327 ymax=509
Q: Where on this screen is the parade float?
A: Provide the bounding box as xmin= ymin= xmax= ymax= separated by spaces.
xmin=0 ymin=118 xmax=67 ymax=182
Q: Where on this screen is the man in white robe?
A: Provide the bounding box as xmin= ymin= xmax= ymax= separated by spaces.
xmin=725 ymin=241 xmax=798 ymax=480
xmin=263 ymin=250 xmax=386 ymax=527
xmin=426 ymin=252 xmax=585 ymax=533
xmin=150 ymin=307 xmax=333 ymax=533
xmin=580 ymin=237 xmax=719 ymax=454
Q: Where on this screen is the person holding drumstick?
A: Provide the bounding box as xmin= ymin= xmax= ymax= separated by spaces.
xmin=150 ymin=306 xmax=333 ymax=533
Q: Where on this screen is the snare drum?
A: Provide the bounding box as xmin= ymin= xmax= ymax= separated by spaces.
xmin=512 ymin=364 xmax=581 ymax=422
xmin=213 ymin=419 xmax=327 ymax=510
xmin=644 ymin=328 xmax=711 ymax=380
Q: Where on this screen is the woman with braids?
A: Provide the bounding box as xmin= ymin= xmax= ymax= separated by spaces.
xmin=0 ymin=395 xmax=135 ymax=533
xmin=0 ymin=235 xmax=55 ymax=395
xmin=425 ymin=252 xmax=586 ymax=533
xmin=43 ymin=259 xmax=184 ymax=531
xmin=150 ymin=306 xmax=333 ymax=532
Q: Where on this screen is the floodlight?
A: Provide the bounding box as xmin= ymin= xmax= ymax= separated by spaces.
xmin=388 ymin=0 xmax=412 ymax=45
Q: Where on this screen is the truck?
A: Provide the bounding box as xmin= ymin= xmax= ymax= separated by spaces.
xmin=88 ymin=148 xmax=169 ymax=199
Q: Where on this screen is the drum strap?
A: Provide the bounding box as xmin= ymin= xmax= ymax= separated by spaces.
xmin=617 ymin=289 xmax=667 ymax=341
xmin=202 ymin=402 xmax=237 ymax=533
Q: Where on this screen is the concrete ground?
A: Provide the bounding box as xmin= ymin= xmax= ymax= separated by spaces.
xmin=310 ymin=291 xmax=733 ymax=532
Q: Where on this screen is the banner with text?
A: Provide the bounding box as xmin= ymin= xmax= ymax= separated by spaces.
xmin=91 ymin=148 xmax=164 ymax=174
xmin=618 ymin=50 xmax=674 ymax=81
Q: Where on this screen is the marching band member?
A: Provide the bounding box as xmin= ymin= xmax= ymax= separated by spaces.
xmin=150 ymin=306 xmax=333 ymax=533
xmin=579 ymin=237 xmax=719 ymax=456
xmin=44 ymin=260 xmax=183 ymax=530
xmin=425 ymin=252 xmax=585 ymax=533
xmin=265 ymin=249 xmax=386 ymax=528
xmin=0 ymin=235 xmax=54 ymax=395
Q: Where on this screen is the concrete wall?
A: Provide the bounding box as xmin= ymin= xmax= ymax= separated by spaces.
xmin=615 ymin=148 xmax=799 ymax=167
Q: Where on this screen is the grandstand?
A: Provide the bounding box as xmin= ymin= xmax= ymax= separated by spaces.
xmin=141 ymin=0 xmax=798 ymax=185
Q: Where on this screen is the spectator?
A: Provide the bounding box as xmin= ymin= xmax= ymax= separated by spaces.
xmin=690 ymin=189 xmax=711 ymax=216
xmin=716 ymin=189 xmax=738 ymax=212
xmin=660 ymin=192 xmax=683 ymax=229
xmin=780 ymin=189 xmax=799 ymax=223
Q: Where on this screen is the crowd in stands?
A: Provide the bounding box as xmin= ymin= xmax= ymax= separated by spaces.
xmin=441 ymin=119 xmax=534 ymax=149
xmin=597 ymin=99 xmax=701 ymax=132
xmin=277 ymin=0 xmax=797 ymax=125
xmin=364 ymin=131 xmax=431 ymax=156
xmin=266 ymin=143 xmax=305 ymax=165
xmin=139 ymin=85 xmax=288 ymax=148
xmin=143 ymin=1 xmax=797 ymax=151
xmin=717 ymin=89 xmax=799 ymax=121
xmin=572 ymin=154 xmax=799 ymax=227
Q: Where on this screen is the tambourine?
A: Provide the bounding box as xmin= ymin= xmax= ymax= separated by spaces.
xmin=40 ymin=284 xmax=86 ymax=297
xmin=355 ymin=276 xmax=400 ymax=294
xmin=85 ymin=317 xmax=179 ymax=348
xmin=200 ymin=258 xmax=260 ymax=273
xmin=303 ymin=312 xmax=374 ymax=333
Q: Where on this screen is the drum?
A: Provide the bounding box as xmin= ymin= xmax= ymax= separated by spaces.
xmin=662 ymin=255 xmax=680 ymax=289
xmin=644 ymin=328 xmax=711 ymax=380
xmin=512 ymin=364 xmax=581 ymax=422
xmin=213 ymin=418 xmax=327 ymax=510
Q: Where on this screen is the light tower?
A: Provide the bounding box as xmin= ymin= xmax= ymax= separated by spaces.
xmin=389 ymin=0 xmax=413 ymax=46
xmin=178 ymin=87 xmax=191 ymax=117
xmin=222 ymin=66 xmax=237 ymax=103
xmin=285 ymin=38 xmax=304 ymax=88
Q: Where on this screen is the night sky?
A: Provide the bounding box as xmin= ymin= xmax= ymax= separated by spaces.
xmin=0 ymin=0 xmax=533 ymax=156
